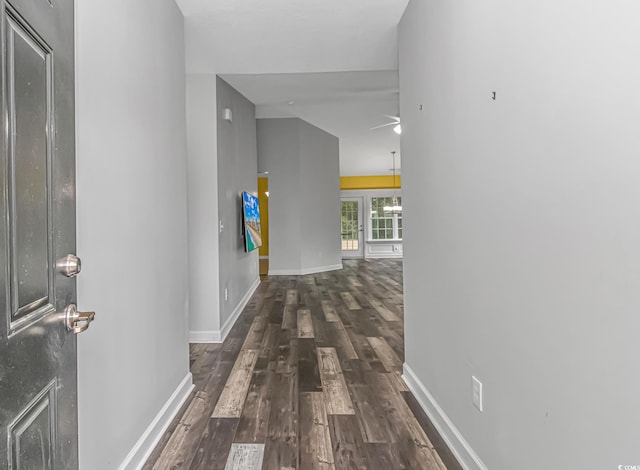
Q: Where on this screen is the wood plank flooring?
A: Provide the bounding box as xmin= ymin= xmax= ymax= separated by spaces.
xmin=143 ymin=259 xmax=461 ymax=470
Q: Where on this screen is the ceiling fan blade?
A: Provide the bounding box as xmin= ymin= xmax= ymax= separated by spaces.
xmin=370 ymin=122 xmax=397 ymax=130
xmin=383 ymin=115 xmax=401 ymax=122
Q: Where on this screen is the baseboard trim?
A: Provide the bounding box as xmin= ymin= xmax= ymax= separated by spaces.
xmin=269 ymin=263 xmax=343 ymax=276
xmin=189 ymin=330 xmax=221 ymax=343
xmin=402 ymin=364 xmax=488 ymax=470
xmin=189 ymin=277 xmax=261 ymax=344
xmin=118 ymin=372 xmax=194 ymax=470
xmin=364 ymin=254 xmax=403 ymax=259
xmin=219 ymin=277 xmax=260 ymax=341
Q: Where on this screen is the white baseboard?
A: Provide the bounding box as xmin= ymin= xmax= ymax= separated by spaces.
xmin=402 ymin=364 xmax=488 ymax=470
xmin=189 ymin=330 xmax=221 ymax=343
xmin=118 ymin=372 xmax=194 ymax=470
xmin=364 ymin=253 xmax=403 ymax=259
xmin=219 ymin=277 xmax=260 ymax=341
xmin=269 ymin=263 xmax=343 ymax=276
xmin=189 ymin=277 xmax=260 ymax=344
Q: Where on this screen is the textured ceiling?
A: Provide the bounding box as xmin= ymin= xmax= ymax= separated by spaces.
xmin=176 ymin=0 xmax=409 ymax=175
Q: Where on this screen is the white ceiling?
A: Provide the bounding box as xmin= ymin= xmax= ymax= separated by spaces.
xmin=221 ymin=71 xmax=402 ymax=176
xmin=176 ymin=0 xmax=409 ymax=176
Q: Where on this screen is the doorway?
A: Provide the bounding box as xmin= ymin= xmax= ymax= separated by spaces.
xmin=340 ymin=197 xmax=364 ymax=259
xmin=258 ymin=176 xmax=269 ymax=276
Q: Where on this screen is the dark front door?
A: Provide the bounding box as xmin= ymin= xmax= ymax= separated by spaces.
xmin=0 ymin=0 xmax=92 ymax=468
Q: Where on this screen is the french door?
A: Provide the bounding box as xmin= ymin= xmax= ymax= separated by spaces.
xmin=340 ymin=197 xmax=364 ymax=259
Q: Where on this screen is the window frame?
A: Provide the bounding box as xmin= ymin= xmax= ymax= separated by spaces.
xmin=368 ymin=195 xmax=403 ymax=242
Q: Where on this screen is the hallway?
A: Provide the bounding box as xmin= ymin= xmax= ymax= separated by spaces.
xmin=143 ymin=260 xmax=460 ymax=469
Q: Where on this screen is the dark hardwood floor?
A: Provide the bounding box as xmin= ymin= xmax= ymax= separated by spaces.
xmin=143 ymin=259 xmax=461 ymax=470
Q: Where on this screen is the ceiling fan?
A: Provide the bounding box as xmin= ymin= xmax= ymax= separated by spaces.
xmin=370 ymin=115 xmax=401 ymax=134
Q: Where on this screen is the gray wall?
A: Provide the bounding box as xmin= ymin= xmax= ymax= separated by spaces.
xmin=256 ymin=119 xmax=302 ymax=273
xmin=257 ymin=118 xmax=341 ymax=275
xmin=76 ymin=0 xmax=190 ymax=468
xmin=400 ymin=1 xmax=640 ymax=469
xmin=186 ymin=75 xmax=220 ymax=335
xmin=216 ymin=77 xmax=260 ymax=327
xmin=298 ymin=120 xmax=341 ymax=272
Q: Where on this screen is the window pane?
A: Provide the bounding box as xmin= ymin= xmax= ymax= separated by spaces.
xmin=371 ymin=197 xmax=395 ymax=240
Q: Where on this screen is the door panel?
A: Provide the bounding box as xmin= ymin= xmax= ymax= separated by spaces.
xmin=8 ymin=380 xmax=56 ymax=470
xmin=8 ymin=10 xmax=54 ymax=327
xmin=341 ymin=198 xmax=363 ymax=259
xmin=0 ymin=0 xmax=79 ymax=469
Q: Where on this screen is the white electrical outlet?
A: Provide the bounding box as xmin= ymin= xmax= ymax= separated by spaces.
xmin=224 ymin=288 xmax=228 ymax=302
xmin=472 ymin=376 xmax=483 ymax=412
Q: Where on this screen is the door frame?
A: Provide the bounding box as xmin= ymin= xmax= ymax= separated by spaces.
xmin=340 ymin=196 xmax=364 ymax=259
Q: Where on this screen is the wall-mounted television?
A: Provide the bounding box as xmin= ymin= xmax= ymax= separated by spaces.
xmin=242 ymin=191 xmax=263 ymax=252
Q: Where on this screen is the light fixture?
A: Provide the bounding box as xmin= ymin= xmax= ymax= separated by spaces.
xmin=393 ymin=124 xmax=402 ymax=135
xmin=383 ymin=151 xmax=402 ymax=212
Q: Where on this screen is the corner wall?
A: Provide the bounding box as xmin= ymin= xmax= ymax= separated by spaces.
xmin=256 ymin=119 xmax=302 ymax=273
xmin=76 ymin=1 xmax=191 ymax=468
xmin=400 ymin=1 xmax=640 ymax=469
xmin=298 ymin=119 xmax=341 ymax=273
xmin=186 ymin=74 xmax=220 ymax=339
xmin=216 ymin=77 xmax=260 ymax=333
xmin=257 ymin=118 xmax=342 ymax=275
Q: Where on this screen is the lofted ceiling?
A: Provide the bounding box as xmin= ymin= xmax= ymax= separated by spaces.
xmin=176 ymin=0 xmax=409 ymax=176
xmin=221 ymin=71 xmax=402 ymax=176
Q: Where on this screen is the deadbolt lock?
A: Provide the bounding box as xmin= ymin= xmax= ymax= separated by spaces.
xmin=57 ymin=254 xmax=82 ymax=278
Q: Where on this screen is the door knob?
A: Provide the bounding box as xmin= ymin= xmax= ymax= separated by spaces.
xmin=57 ymin=254 xmax=82 ymax=277
xmin=65 ymin=304 xmax=95 ymax=334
